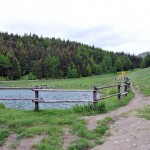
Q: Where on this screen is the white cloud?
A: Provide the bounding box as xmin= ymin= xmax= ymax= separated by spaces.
xmin=0 ymin=0 xmax=150 ymax=55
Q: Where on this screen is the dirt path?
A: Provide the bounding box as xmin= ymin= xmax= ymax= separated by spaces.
xmin=85 ymin=88 xmax=150 ymax=129
xmin=87 ymin=88 xmax=150 ymax=150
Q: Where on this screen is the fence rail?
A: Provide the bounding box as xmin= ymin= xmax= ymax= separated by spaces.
xmin=0 ymin=77 xmax=131 ymax=110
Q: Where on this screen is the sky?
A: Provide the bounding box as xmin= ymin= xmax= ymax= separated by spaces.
xmin=0 ymin=0 xmax=150 ymax=55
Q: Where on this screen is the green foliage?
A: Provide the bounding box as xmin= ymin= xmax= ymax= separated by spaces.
xmin=73 ymin=102 xmax=106 ymax=115
xmin=102 ymin=59 xmax=108 ymax=73
xmin=0 ymin=32 xmax=141 ymax=79
xmin=0 ymin=128 xmax=9 ymax=146
xmin=95 ymin=64 xmax=103 ymax=75
xmin=121 ymin=56 xmax=132 ymax=70
xmin=28 ymin=72 xmax=36 ymax=80
xmin=0 ymin=103 xmax=5 ymax=109
xmin=141 ymin=54 xmax=150 ymax=68
xmin=114 ymin=58 xmax=123 ymax=72
xmin=69 ymin=138 xmax=92 ymax=150
xmin=0 ymin=53 xmax=11 ymax=77
xmin=103 ymin=55 xmax=112 ymax=71
xmin=67 ymin=63 xmax=78 ymax=78
xmin=86 ymin=64 xmax=92 ymax=76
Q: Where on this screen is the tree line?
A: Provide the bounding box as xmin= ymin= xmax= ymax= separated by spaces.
xmin=0 ymin=32 xmax=142 ymax=80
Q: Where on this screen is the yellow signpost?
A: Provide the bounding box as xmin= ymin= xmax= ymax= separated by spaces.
xmin=118 ymin=71 xmax=126 ymax=92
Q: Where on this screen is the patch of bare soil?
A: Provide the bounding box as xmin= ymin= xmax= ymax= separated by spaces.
xmin=0 ymin=134 xmax=47 ymax=150
xmin=63 ymin=127 xmax=77 ymax=150
xmin=88 ymin=87 xmax=150 ymax=150
xmin=91 ymin=115 xmax=150 ymax=150
xmin=0 ymin=134 xmax=17 ymax=150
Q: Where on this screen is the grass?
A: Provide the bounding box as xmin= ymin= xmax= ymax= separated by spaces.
xmin=2 ymin=68 xmax=150 ymax=149
xmin=136 ymin=105 xmax=150 ymax=120
xmin=0 ymin=86 xmax=134 ymax=150
xmin=73 ymin=90 xmax=134 ymax=115
xmin=0 ymin=108 xmax=114 ymax=150
xmin=0 ymin=73 xmax=119 ymax=89
xmin=68 ymin=117 xmax=114 ymax=150
xmin=128 ymin=67 xmax=150 ymax=96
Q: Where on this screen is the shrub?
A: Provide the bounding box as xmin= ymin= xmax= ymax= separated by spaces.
xmin=0 ymin=103 xmax=5 ymax=109
xmin=28 ymin=72 xmax=36 ymax=80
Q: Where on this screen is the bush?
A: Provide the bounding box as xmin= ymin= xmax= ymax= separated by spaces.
xmin=0 ymin=103 xmax=5 ymax=109
xmin=28 ymin=72 xmax=36 ymax=80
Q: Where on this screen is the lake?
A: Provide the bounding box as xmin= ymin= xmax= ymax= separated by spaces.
xmin=0 ymin=89 xmax=93 ymax=110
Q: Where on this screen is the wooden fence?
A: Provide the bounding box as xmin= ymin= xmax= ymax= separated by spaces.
xmin=0 ymin=78 xmax=130 ymax=110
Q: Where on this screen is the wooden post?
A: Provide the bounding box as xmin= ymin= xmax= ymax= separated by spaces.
xmin=35 ymin=90 xmax=39 ymax=111
xmin=128 ymin=80 xmax=130 ymax=91
xmin=125 ymin=81 xmax=128 ymax=96
xmin=118 ymin=82 xmax=121 ymax=101
xmin=93 ymin=86 xmax=97 ymax=109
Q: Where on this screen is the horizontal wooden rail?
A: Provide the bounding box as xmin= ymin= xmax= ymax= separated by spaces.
xmin=0 ymin=98 xmax=35 ymax=100
xmin=32 ymin=89 xmax=95 ymax=92
xmin=0 ymin=87 xmax=32 ymax=90
xmin=121 ymin=92 xmax=128 ymax=96
xmin=33 ymin=100 xmax=93 ymax=103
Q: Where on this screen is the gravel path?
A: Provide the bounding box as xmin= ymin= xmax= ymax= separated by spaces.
xmin=87 ymin=88 xmax=150 ymax=150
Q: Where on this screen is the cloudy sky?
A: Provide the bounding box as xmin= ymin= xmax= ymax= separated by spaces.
xmin=0 ymin=0 xmax=150 ymax=55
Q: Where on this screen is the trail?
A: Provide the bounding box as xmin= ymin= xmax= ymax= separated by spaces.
xmin=85 ymin=87 xmax=150 ymax=150
xmin=85 ymin=88 xmax=150 ymax=129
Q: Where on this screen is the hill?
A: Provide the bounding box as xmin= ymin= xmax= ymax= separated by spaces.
xmin=137 ymin=51 xmax=150 ymax=58
xmin=0 ymin=32 xmax=141 ymax=80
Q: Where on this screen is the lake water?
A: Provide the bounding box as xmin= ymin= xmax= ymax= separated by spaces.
xmin=0 ymin=89 xmax=93 ymax=110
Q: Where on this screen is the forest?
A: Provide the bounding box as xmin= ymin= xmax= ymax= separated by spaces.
xmin=0 ymin=32 xmax=142 ymax=80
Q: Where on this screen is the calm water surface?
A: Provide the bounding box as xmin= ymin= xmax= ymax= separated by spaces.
xmin=0 ymin=89 xmax=93 ymax=110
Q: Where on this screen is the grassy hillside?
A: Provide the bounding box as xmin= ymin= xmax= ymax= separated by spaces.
xmin=128 ymin=67 xmax=150 ymax=96
xmin=0 ymin=73 xmax=118 ymax=89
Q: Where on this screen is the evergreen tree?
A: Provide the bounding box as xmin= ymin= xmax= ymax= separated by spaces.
xmin=103 ymin=55 xmax=112 ymax=71
xmin=114 ymin=59 xmax=123 ymax=72
xmin=86 ymin=64 xmax=92 ymax=76
xmin=10 ymin=57 xmax=21 ymax=79
xmin=141 ymin=54 xmax=150 ymax=68
xmin=95 ymin=64 xmax=103 ymax=75
xmin=67 ymin=63 xmax=78 ymax=78
xmin=0 ymin=53 xmax=11 ymax=77
xmin=102 ymin=59 xmax=108 ymax=73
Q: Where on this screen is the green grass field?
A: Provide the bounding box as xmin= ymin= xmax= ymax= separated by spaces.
xmin=0 ymin=68 xmax=150 ymax=149
xmin=128 ymin=67 xmax=150 ymax=96
xmin=0 ymin=73 xmax=118 ymax=89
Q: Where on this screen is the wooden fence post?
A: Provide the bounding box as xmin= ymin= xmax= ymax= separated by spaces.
xmin=125 ymin=81 xmax=128 ymax=96
xmin=128 ymin=80 xmax=130 ymax=92
xmin=93 ymin=86 xmax=97 ymax=109
xmin=118 ymin=82 xmax=121 ymax=101
xmin=35 ymin=90 xmax=39 ymax=111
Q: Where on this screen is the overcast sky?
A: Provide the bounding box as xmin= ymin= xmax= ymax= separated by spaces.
xmin=0 ymin=0 xmax=150 ymax=55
